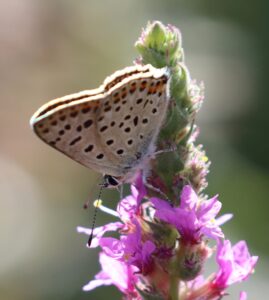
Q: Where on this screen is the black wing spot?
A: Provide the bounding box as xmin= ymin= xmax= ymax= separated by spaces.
xmin=100 ymin=125 xmax=108 ymax=132
xmin=84 ymin=119 xmax=93 ymax=128
xmin=106 ymin=139 xmax=114 ymax=146
xmin=84 ymin=145 xmax=94 ymax=152
xmin=96 ymin=153 xmax=104 ymax=159
xmin=70 ymin=136 xmax=81 ymax=146
xmin=143 ymin=99 xmax=149 ymax=108
xmin=70 ymin=111 xmax=78 ymax=118
xmin=42 ymin=128 xmax=49 ymax=134
xmin=82 ymin=107 xmax=91 ymax=114
xmin=117 ymin=149 xmax=124 ymax=155
xmin=104 ymin=106 xmax=112 ymax=112
xmin=133 ymin=116 xmax=138 ymax=126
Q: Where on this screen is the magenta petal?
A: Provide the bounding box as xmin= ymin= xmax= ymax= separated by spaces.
xmin=117 ymin=195 xmax=138 ymax=220
xmin=197 ymin=196 xmax=221 ymax=222
xmin=98 ymin=252 xmax=138 ymax=294
xmin=77 ymin=226 xmax=92 ymax=236
xmin=117 ymin=175 xmax=145 ymax=220
xmin=77 ymin=222 xmax=123 ymax=248
xmin=77 ymin=222 xmax=122 ymax=237
xmin=142 ymin=240 xmax=156 ymax=261
xmin=233 ymin=241 xmax=252 ymax=265
xmin=214 ymin=240 xmax=258 ymax=288
xmin=180 ymin=185 xmax=198 ymax=210
xmin=231 ymin=241 xmax=258 ymax=282
xmin=99 ymin=237 xmax=124 ymax=259
xmin=187 ymin=275 xmax=206 ymax=290
xmin=152 ymin=185 xmax=228 ymax=243
xmin=143 ymin=240 xmax=156 ymax=253
xmin=133 ymin=172 xmax=146 ymax=204
xmin=239 ymin=291 xmax=247 ymax=300
xmin=83 ymin=273 xmax=112 ymax=291
xmin=151 ymin=197 xmax=173 ymax=210
xmin=201 ymin=224 xmax=224 ymax=240
xmin=216 ymin=213 xmax=233 ymax=226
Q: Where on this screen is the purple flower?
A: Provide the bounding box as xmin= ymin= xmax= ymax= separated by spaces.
xmin=99 ymin=220 xmax=156 ymax=275
xmin=123 ymin=220 xmax=156 ymax=275
xmin=83 ymin=251 xmax=141 ymax=299
xmin=212 ymin=240 xmax=258 ymax=289
xmin=77 ymin=174 xmax=146 ymax=249
xmin=180 ymin=241 xmax=257 ymax=299
xmin=79 ymin=177 xmax=156 ymax=276
xmin=152 ymin=185 xmax=231 ymax=243
xmin=117 ymin=174 xmax=146 ymax=223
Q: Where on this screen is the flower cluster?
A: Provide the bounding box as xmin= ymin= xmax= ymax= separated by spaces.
xmin=77 ymin=21 xmax=258 ymax=300
xmin=78 ymin=177 xmax=257 ymax=299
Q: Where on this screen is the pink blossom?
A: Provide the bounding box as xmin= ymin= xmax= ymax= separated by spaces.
xmin=83 ymin=252 xmax=141 ymax=299
xmin=152 ymin=185 xmax=231 ymax=243
xmin=213 ymin=240 xmax=258 ymax=289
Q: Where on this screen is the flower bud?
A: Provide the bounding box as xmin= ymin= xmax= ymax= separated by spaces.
xmin=173 ymin=242 xmax=211 ymax=281
xmin=135 ymin=21 xmax=183 ymax=68
xmin=146 ymin=220 xmax=178 ymax=250
xmin=180 ymin=143 xmax=210 ymax=194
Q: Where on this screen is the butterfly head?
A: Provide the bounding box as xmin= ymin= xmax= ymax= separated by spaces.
xmin=102 ymin=174 xmax=121 ymax=188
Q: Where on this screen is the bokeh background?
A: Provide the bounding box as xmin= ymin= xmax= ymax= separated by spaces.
xmin=1 ymin=1 xmax=268 ymax=299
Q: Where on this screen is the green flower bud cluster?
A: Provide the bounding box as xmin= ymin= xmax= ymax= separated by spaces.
xmin=135 ymin=21 xmax=183 ymax=68
xmin=135 ymin=21 xmax=208 ymax=201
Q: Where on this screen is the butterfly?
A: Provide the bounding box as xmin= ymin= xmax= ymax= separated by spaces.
xmin=30 ymin=64 xmax=170 ymax=187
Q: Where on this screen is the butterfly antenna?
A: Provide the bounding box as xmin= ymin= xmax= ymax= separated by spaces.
xmin=117 ymin=184 xmax=124 ymax=199
xmin=87 ymin=180 xmax=105 ymax=247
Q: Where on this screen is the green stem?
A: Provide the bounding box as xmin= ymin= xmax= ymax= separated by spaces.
xmin=169 ymin=276 xmax=180 ymax=300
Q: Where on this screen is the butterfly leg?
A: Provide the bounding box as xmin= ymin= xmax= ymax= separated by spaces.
xmin=144 ymin=180 xmax=170 ymax=201
xmin=142 ymin=171 xmax=169 ymax=200
xmin=153 ymin=143 xmax=177 ymax=157
xmin=117 ymin=184 xmax=124 ymax=199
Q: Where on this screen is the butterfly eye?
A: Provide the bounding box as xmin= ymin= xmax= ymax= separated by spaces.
xmin=103 ymin=175 xmax=119 ymax=188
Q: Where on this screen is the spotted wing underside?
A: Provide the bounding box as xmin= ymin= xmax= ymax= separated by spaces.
xmin=31 ymin=65 xmax=169 ymax=178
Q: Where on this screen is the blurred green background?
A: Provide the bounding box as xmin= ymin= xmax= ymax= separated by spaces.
xmin=1 ymin=1 xmax=268 ymax=299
